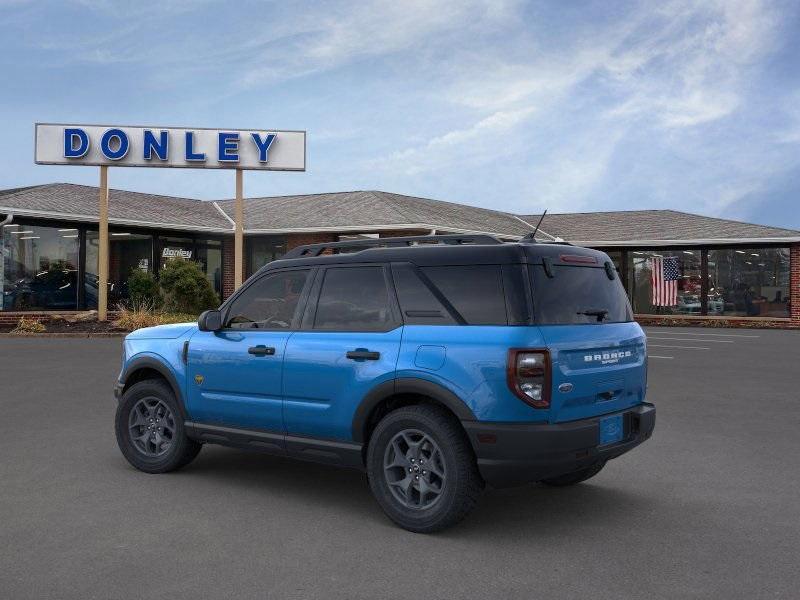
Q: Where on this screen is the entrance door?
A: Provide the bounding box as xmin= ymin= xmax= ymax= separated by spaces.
xmin=186 ymin=268 xmax=313 ymax=432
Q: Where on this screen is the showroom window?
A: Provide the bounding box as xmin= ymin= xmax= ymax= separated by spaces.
xmin=85 ymin=230 xmax=153 ymax=309
xmin=196 ymin=240 xmax=223 ymax=298
xmin=1 ymin=223 xmax=80 ymax=310
xmin=247 ymin=236 xmax=287 ymax=277
xmin=628 ymin=249 xmax=702 ymax=315
xmin=707 ymin=248 xmax=790 ymax=318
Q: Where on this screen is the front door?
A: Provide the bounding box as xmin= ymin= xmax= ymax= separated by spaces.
xmin=283 ymin=265 xmax=402 ymax=441
xmin=186 ymin=267 xmax=313 ymax=432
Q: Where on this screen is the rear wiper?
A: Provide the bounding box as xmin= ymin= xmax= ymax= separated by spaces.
xmin=577 ymin=309 xmax=609 ymax=322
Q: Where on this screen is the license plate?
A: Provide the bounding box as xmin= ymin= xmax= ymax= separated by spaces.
xmin=599 ymin=414 xmax=624 ymax=446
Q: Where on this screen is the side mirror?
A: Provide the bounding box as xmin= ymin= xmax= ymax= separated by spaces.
xmin=198 ymin=309 xmax=222 ymax=332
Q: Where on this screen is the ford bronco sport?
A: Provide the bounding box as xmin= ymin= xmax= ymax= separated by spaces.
xmin=114 ymin=234 xmax=655 ymax=532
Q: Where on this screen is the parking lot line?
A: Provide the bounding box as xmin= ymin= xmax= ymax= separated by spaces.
xmin=648 ymin=344 xmax=710 ymax=350
xmin=648 ymin=355 xmax=674 ymax=359
xmin=644 ymin=331 xmax=760 ymax=338
xmin=647 ymin=337 xmax=733 ymax=343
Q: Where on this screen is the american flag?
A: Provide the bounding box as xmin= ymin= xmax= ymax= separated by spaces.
xmin=651 ymin=256 xmax=679 ymax=306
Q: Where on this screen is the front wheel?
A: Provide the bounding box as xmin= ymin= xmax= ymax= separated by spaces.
xmin=115 ymin=379 xmax=201 ymax=473
xmin=367 ymin=405 xmax=484 ymax=533
xmin=540 ymin=462 xmax=605 ymax=486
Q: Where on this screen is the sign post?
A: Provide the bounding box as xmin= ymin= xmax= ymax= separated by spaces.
xmin=98 ymin=166 xmax=109 ymax=321
xmin=34 ymin=123 xmax=306 ymax=319
xmin=235 ymin=169 xmax=244 ymax=289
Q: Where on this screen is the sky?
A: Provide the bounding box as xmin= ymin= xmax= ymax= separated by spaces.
xmin=1 ymin=0 xmax=799 ymax=229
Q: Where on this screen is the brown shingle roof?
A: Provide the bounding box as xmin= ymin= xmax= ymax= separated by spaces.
xmin=214 ymin=190 xmax=533 ymax=237
xmin=2 ymin=183 xmax=798 ymax=244
xmin=0 ymin=183 xmax=230 ymax=231
xmin=518 ymin=210 xmax=800 ymax=245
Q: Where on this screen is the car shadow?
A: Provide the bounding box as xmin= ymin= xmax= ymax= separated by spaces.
xmin=172 ymin=445 xmax=655 ymax=537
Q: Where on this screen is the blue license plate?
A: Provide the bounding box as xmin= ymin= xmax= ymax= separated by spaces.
xmin=599 ymin=414 xmax=624 ymax=446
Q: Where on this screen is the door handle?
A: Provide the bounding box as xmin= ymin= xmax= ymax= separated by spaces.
xmin=248 ymin=345 xmax=276 ymax=356
xmin=346 ymin=349 xmax=381 ymax=360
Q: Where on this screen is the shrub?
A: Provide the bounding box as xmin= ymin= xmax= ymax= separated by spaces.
xmin=158 ymin=259 xmax=219 ymax=314
xmin=114 ymin=300 xmax=162 ymax=330
xmin=127 ymin=269 xmax=162 ymax=308
xmin=11 ymin=316 xmax=46 ymax=334
xmin=114 ymin=300 xmax=199 ymax=332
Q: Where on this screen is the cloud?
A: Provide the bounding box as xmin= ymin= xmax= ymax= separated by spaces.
xmin=377 ymin=106 xmax=536 ymax=175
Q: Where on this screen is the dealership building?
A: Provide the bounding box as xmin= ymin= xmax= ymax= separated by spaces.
xmin=1 ymin=182 xmax=799 ymax=327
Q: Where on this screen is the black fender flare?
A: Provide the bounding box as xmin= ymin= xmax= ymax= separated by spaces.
xmin=351 ymin=377 xmax=476 ymax=443
xmin=118 ymin=356 xmax=187 ymax=419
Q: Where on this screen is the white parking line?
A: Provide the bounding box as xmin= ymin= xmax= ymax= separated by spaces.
xmin=644 ymin=331 xmax=759 ymax=338
xmin=648 ymin=344 xmax=710 ymax=350
xmin=648 ymin=355 xmax=674 ymax=359
xmin=647 ymin=337 xmax=733 ymax=343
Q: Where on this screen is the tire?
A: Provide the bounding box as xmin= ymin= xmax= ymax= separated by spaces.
xmin=540 ymin=462 xmax=605 ymax=487
xmin=367 ymin=404 xmax=484 ymax=533
xmin=115 ymin=379 xmax=201 ymax=474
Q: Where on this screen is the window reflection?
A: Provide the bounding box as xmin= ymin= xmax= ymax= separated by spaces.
xmin=85 ymin=230 xmax=153 ymax=308
xmin=707 ymin=248 xmax=790 ymax=318
xmin=628 ymin=250 xmax=702 ymax=315
xmin=1 ymin=224 xmax=80 ymax=310
xmin=247 ymin=236 xmax=287 ymax=277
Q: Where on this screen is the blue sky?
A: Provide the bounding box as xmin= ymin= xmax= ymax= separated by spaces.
xmin=1 ymin=0 xmax=799 ymax=228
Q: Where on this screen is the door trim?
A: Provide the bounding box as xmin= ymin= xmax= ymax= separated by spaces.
xmin=184 ymin=421 xmax=364 ymax=470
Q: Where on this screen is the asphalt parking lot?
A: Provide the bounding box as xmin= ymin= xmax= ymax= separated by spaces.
xmin=1 ymin=327 xmax=799 ymax=600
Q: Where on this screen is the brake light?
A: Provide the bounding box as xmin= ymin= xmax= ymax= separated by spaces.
xmin=560 ymin=254 xmax=597 ymax=264
xmin=507 ymin=349 xmax=551 ymax=408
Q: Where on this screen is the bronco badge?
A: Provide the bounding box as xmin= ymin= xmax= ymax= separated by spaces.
xmin=194 ymin=374 xmax=204 ymax=385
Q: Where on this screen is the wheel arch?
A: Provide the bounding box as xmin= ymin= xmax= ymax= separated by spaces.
xmin=352 ymin=378 xmax=476 ymax=445
xmin=120 ymin=356 xmax=187 ymax=419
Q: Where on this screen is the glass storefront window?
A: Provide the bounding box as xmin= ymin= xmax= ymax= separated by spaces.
xmin=85 ymin=230 xmax=154 ymax=308
xmin=196 ymin=240 xmax=222 ymax=299
xmin=247 ymin=236 xmax=287 ymax=277
xmin=629 ymin=249 xmax=702 ymax=315
xmin=1 ymin=224 xmax=80 ymax=310
xmin=159 ymin=237 xmax=195 ymax=271
xmin=707 ymin=248 xmax=790 ymax=318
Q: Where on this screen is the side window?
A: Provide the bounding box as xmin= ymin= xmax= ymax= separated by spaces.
xmin=226 ymin=269 xmax=310 ymax=329
xmin=314 ymin=266 xmax=394 ymax=331
xmin=391 ymin=263 xmax=456 ymax=325
xmin=420 ymin=265 xmax=508 ymax=325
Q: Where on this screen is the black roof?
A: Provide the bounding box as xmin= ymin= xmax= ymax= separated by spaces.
xmin=263 ymin=236 xmax=611 ymax=272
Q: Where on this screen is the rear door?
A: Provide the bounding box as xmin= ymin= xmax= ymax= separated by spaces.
xmin=282 ymin=264 xmax=402 ymax=441
xmin=530 ymin=261 xmax=647 ymax=423
xmin=186 ymin=267 xmax=313 ymax=432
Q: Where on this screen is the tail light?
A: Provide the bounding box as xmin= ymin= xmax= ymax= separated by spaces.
xmin=507 ymin=349 xmax=551 ymax=408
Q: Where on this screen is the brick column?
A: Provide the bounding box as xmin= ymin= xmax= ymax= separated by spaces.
xmin=791 ymin=244 xmax=800 ymax=325
xmin=222 ymin=237 xmax=235 ymax=300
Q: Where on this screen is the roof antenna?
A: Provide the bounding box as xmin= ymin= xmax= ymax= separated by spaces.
xmin=522 ymin=209 xmax=547 ymax=242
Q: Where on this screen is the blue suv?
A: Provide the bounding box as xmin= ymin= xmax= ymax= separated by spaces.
xmin=114 ymin=234 xmax=655 ymax=532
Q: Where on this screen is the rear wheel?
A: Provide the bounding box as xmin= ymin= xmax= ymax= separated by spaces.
xmin=115 ymin=379 xmax=201 ymax=473
xmin=367 ymin=405 xmax=483 ymax=533
xmin=540 ymin=462 xmax=605 ymax=486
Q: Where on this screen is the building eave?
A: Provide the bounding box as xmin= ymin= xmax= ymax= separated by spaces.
xmin=0 ymin=206 xmax=231 ymax=234
xmin=571 ymin=237 xmax=800 ymax=247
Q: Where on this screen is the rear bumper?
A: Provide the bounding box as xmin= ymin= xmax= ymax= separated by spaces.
xmin=463 ymin=403 xmax=655 ymax=488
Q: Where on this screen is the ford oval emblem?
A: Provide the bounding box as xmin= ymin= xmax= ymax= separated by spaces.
xmin=558 ymin=383 xmax=574 ymax=393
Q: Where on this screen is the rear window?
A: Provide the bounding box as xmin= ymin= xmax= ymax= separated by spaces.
xmin=530 ymin=264 xmax=633 ymax=325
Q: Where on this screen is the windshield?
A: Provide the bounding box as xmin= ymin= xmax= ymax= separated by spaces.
xmin=530 ymin=264 xmax=633 ymax=325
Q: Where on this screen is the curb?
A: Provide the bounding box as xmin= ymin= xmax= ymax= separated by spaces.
xmin=0 ymin=332 xmax=127 ymax=338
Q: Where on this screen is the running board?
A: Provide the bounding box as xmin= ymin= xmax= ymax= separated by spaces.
xmin=184 ymin=421 xmax=364 ymax=470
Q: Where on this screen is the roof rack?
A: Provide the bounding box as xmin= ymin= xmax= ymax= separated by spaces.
xmin=283 ymin=234 xmax=504 ymax=259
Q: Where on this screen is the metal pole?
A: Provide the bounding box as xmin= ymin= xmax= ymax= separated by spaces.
xmin=98 ymin=166 xmax=109 ymax=321
xmin=234 ymin=168 xmax=244 ymax=289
